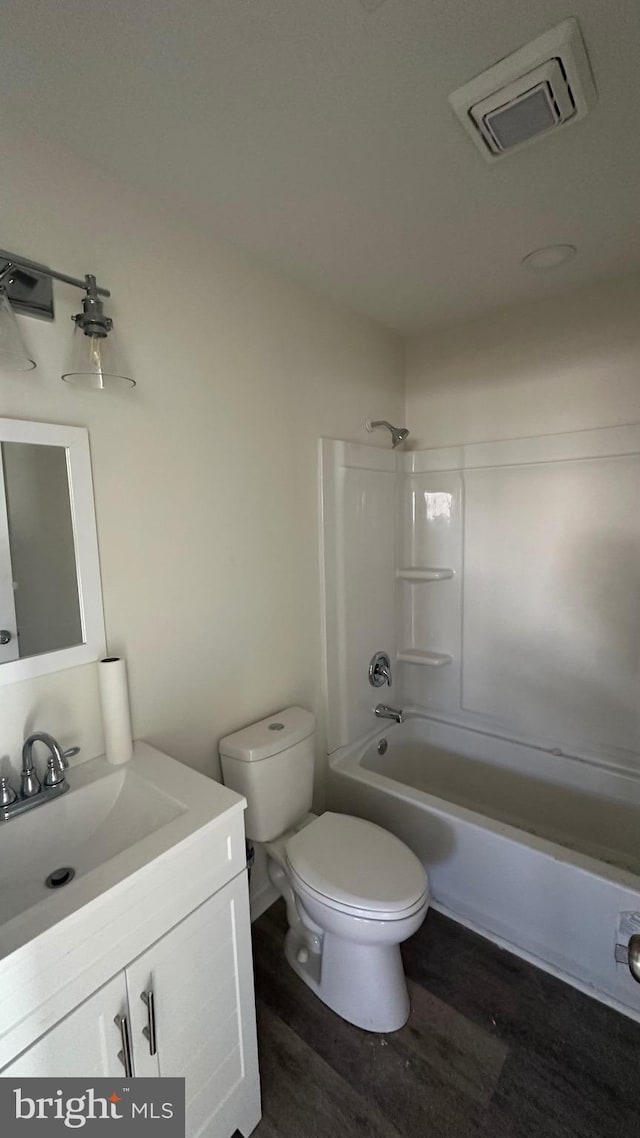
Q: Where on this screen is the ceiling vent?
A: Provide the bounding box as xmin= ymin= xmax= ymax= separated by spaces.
xmin=449 ymin=19 xmax=597 ymax=162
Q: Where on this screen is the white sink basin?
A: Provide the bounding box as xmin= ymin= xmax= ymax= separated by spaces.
xmin=0 ymin=763 xmax=185 ymax=924
xmin=0 ymin=741 xmax=247 ymax=1067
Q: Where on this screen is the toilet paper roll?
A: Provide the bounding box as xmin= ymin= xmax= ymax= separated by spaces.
xmin=98 ymin=656 xmax=133 ymax=765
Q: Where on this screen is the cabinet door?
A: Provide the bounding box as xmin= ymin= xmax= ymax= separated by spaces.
xmin=1 ymin=974 xmax=128 ymax=1077
xmin=126 ymin=872 xmax=260 ymax=1138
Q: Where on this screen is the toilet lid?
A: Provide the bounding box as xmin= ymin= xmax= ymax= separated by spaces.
xmin=285 ymin=813 xmax=427 ymax=915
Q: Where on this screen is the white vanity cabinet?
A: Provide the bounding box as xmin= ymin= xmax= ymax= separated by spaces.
xmin=127 ymin=873 xmax=260 ymax=1138
xmin=2 ymin=872 xmax=260 ymax=1138
xmin=0 ymin=975 xmax=127 ymax=1078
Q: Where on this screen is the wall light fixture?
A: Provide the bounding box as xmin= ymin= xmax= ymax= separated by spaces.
xmin=0 ymin=248 xmax=134 ymax=390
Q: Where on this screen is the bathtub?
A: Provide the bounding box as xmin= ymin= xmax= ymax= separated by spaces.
xmin=328 ymin=712 xmax=640 ymax=1020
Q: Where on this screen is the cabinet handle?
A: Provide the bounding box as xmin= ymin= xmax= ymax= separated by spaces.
xmin=140 ymin=988 xmax=157 ymax=1056
xmin=114 ymin=1013 xmax=133 ymax=1077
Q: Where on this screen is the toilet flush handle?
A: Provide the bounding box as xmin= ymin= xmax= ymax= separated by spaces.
xmin=615 ymin=934 xmax=640 ymax=983
xmin=629 ymin=935 xmax=640 ymax=983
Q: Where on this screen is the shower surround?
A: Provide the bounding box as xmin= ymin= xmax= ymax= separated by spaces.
xmin=319 ymin=424 xmax=640 ymax=1018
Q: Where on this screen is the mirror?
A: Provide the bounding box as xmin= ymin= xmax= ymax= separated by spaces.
xmin=0 ymin=418 xmax=105 ymax=685
xmin=0 ymin=443 xmax=82 ymax=660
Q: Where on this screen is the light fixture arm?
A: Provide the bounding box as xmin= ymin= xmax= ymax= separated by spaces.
xmin=72 ymin=275 xmax=113 ymax=338
xmin=0 ymin=248 xmax=110 ymax=298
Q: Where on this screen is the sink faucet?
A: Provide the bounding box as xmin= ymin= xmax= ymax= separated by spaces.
xmin=374 ymin=704 xmax=404 ymax=724
xmin=0 ymin=733 xmax=79 ymax=823
xmin=21 ymin=732 xmax=69 ymax=796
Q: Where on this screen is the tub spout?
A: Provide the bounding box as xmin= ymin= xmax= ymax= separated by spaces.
xmin=374 ymin=704 xmax=403 ymax=724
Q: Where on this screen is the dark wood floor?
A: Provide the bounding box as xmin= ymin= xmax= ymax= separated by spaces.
xmin=249 ymin=899 xmax=640 ymax=1138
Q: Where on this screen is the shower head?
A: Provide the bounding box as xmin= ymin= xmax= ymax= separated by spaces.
xmin=365 ymin=419 xmax=410 ymax=448
xmin=391 ymin=426 xmax=409 ymax=447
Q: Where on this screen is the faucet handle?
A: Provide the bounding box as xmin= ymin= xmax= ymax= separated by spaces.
xmin=20 ymin=766 xmax=41 ymax=798
xmin=0 ymin=775 xmax=17 ymax=806
xmin=43 ymin=756 xmax=68 ymax=788
xmin=369 ymin=651 xmax=392 ymax=688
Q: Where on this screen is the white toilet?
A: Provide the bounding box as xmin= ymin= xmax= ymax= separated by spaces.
xmin=219 ymin=706 xmax=429 ymax=1033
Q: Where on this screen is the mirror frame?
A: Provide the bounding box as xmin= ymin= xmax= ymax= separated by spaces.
xmin=0 ymin=417 xmax=106 ymax=685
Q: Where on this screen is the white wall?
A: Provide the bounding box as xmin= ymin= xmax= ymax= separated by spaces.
xmin=0 ymin=119 xmax=403 ymax=797
xmin=405 ymin=276 xmax=640 ymax=448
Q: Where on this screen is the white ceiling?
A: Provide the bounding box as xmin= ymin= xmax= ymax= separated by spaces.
xmin=2 ymin=0 xmax=640 ymax=332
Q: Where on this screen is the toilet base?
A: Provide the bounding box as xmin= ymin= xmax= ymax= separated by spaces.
xmin=284 ymin=925 xmax=410 ymax=1033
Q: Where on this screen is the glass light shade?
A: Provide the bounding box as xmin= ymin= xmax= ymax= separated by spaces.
xmin=0 ymin=287 xmax=36 ymax=371
xmin=61 ymin=323 xmax=135 ymax=390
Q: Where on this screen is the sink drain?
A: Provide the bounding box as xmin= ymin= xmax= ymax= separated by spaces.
xmin=45 ymin=867 xmax=75 ymax=889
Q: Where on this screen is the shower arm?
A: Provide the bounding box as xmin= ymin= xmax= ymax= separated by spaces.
xmin=365 ymin=419 xmax=409 ymax=448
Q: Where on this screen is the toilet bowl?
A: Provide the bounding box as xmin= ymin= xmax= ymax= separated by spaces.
xmin=219 ymin=708 xmax=429 ymax=1033
xmin=268 ymin=812 xmax=428 ymax=1031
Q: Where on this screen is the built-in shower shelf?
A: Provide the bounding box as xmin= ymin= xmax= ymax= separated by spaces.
xmin=397 ymin=649 xmax=453 ymax=667
xmin=396 ymin=567 xmax=454 ymax=581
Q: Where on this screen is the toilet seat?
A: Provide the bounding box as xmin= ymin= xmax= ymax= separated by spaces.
xmin=285 ymin=812 xmax=427 ymax=920
xmin=289 ymin=868 xmax=428 ymax=924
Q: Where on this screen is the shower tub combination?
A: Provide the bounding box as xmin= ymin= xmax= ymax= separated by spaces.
xmin=329 ymin=712 xmax=640 ymax=1021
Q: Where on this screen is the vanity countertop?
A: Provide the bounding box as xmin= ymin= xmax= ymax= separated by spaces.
xmin=0 ymin=742 xmax=247 ymax=1067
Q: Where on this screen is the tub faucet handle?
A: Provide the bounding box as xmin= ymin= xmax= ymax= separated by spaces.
xmin=369 ymin=651 xmax=392 ymax=688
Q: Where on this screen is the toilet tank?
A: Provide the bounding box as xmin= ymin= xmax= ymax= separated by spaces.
xmin=219 ymin=707 xmax=316 ymax=842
